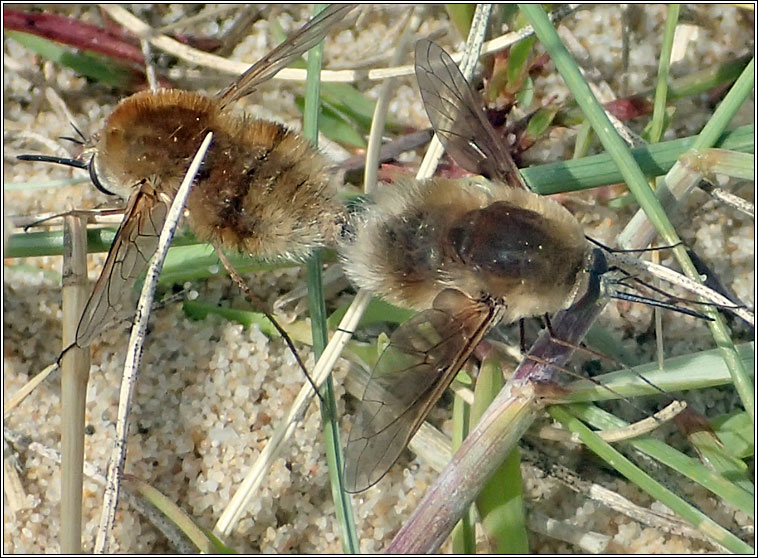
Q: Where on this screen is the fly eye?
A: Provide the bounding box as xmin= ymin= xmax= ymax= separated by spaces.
xmin=88 ymin=154 xmax=117 ymax=197
xmin=590 ymin=248 xmax=609 ymax=276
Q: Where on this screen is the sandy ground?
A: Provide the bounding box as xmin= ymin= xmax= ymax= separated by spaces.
xmin=3 ymin=5 xmax=754 ymax=553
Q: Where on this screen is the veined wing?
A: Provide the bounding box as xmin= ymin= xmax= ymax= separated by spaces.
xmin=414 ymin=39 xmax=528 ymax=190
xmin=343 ymin=289 xmax=502 ymax=492
xmin=217 ymin=4 xmax=355 ymax=107
xmin=75 ymin=184 xmax=168 ymax=347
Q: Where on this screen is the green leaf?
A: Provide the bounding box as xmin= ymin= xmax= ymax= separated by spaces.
xmin=472 ymin=358 xmax=529 ymax=553
xmin=295 ymin=96 xmax=366 ymax=147
xmin=322 ymin=82 xmax=399 ymax=132
xmin=710 ymin=411 xmax=754 ymax=460
xmin=507 ymin=36 xmax=536 ymax=93
xmin=327 ymin=298 xmax=415 ymax=330
xmin=445 ymin=4 xmax=477 ymax=40
xmin=7 ymin=30 xmax=132 ymax=87
xmin=123 ymin=475 xmax=235 ymax=553
xmin=524 ymin=105 xmax=557 ymax=143
xmin=516 ymin=74 xmax=534 ymax=108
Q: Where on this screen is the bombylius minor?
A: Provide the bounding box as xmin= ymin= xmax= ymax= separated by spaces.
xmin=19 ymin=5 xmax=354 ymax=348
xmin=340 ymin=39 xmax=709 ymax=492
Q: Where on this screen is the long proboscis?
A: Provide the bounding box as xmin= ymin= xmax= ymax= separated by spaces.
xmin=588 ymin=236 xmax=750 ymax=323
xmin=615 ymin=273 xmax=746 ymax=311
xmin=608 ymin=289 xmax=714 ymax=321
xmin=17 ymin=153 xmax=116 ymax=196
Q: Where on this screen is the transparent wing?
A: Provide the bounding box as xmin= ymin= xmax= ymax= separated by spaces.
xmin=216 ymin=4 xmax=354 ymax=107
xmin=75 ymin=185 xmax=168 ymax=347
xmin=343 ymin=289 xmax=500 ymax=492
xmin=414 ymin=39 xmax=528 ymax=190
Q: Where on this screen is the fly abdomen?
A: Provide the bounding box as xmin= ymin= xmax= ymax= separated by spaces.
xmin=446 ymin=200 xmax=589 ymax=317
xmin=449 ymin=202 xmax=557 ymax=279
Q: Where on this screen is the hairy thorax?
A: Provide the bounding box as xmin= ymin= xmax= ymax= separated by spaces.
xmin=89 ymin=89 xmax=344 ymax=260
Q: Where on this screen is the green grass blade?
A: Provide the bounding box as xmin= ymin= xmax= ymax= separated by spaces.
xmin=295 ymin=96 xmax=367 ymax=147
xmin=520 ymin=4 xmax=685 ymax=244
xmin=451 ymin=394 xmax=476 ymax=554
xmin=472 ymin=357 xmax=529 ymax=553
xmin=648 ymin=5 xmax=679 ymax=144
xmin=7 ymin=30 xmax=133 ymax=87
xmin=5 ymin=227 xmax=193 ymax=259
xmin=548 ymin=405 xmax=753 ymax=553
xmin=564 ymin=343 xmax=754 ymax=401
xmin=521 ymin=2 xmax=753 ymax=429
xmin=181 ymin=301 xmax=307 ymax=342
xmin=710 ymin=411 xmax=754 ymax=460
xmin=572 ymin=119 xmax=594 ymax=159
xmin=564 ymin=403 xmax=754 ymax=516
xmin=690 ymin=57 xmax=755 ymax=151
xmin=661 ymin=58 xmax=756 ymax=422
xmin=685 ymin=424 xmax=753 ymax=495
xmin=667 ymin=55 xmax=751 ymax=100
xmin=302 ymin=6 xmax=358 ymax=553
xmin=445 ymin=4 xmax=476 ymax=40
xmin=523 ymin=125 xmax=752 ymax=195
xmin=519 ymin=7 xmax=752 ymax=549
xmin=327 ymin=298 xmax=415 ymax=330
xmin=681 ymin=148 xmax=755 ymax=181
xmin=123 ymin=475 xmax=235 ymax=553
xmin=321 ymin=82 xmax=399 ymax=133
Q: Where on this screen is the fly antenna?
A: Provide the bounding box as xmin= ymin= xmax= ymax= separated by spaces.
xmin=59 ymin=135 xmax=85 ymax=146
xmin=70 ymin=121 xmax=88 ymax=143
xmin=59 ymin=122 xmax=88 ymax=144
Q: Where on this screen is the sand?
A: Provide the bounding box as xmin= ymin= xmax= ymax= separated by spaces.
xmin=3 ymin=4 xmax=754 ymax=554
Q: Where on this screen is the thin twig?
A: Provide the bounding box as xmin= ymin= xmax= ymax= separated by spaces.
xmin=99 ymin=4 xmax=577 ymax=84
xmin=534 ymin=400 xmax=687 ymax=444
xmin=364 ymin=9 xmax=420 ymax=194
xmin=213 ymin=7 xmax=261 ymax=58
xmin=3 ymin=363 xmax=59 ymax=417
xmin=702 ymin=184 xmax=754 ymax=218
xmin=3 ymin=442 xmax=31 ymax=514
xmin=94 ymin=131 xmax=213 ymax=553
xmin=60 ymin=214 xmax=91 ymax=553
xmin=527 ymin=511 xmax=611 ymax=553
xmin=4 ymin=427 xmax=106 ymax=485
xmin=44 ymin=87 xmax=79 ymax=134
xmin=139 ymin=39 xmax=158 ymax=91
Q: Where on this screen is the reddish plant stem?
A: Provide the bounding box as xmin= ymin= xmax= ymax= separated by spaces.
xmin=387 ymin=292 xmax=605 ymax=553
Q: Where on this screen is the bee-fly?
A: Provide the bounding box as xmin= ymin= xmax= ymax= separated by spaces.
xmin=340 ymin=39 xmax=714 ymax=492
xmin=19 ymin=5 xmax=354 ymax=347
